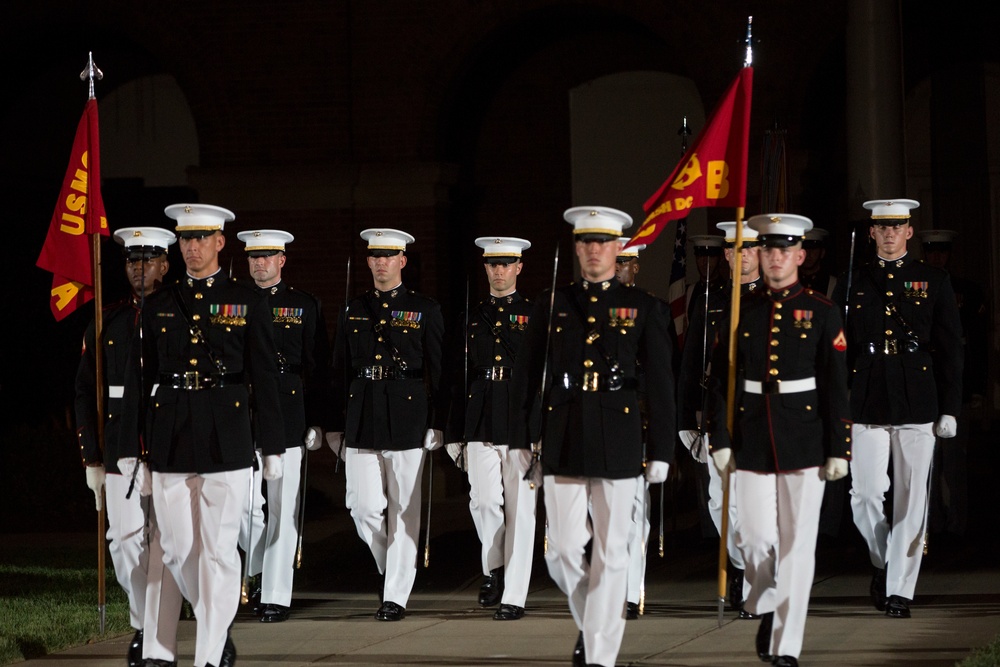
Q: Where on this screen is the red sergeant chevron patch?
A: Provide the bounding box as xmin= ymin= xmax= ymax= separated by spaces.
xmin=833 ymin=329 xmax=847 ymax=351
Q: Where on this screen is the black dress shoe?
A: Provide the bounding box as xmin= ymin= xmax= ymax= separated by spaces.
xmin=772 ymin=656 xmax=799 ymax=667
xmin=756 ymin=611 xmax=773 ymax=662
xmin=219 ymin=633 xmax=236 ymax=667
xmin=728 ymin=568 xmax=745 ymax=611
xmin=572 ymin=632 xmax=585 ymax=667
xmin=260 ymin=603 xmax=290 ymax=623
xmin=478 ymin=567 xmax=504 ymax=607
xmin=885 ymin=594 xmax=911 ymax=618
xmin=142 ymin=660 xmax=177 ymax=667
xmin=625 ymin=601 xmax=639 ymax=620
xmin=248 ymin=586 xmax=263 ymax=616
xmin=870 ymin=567 xmax=887 ymax=612
xmin=375 ymin=601 xmax=405 ymax=621
xmin=739 ymin=608 xmax=759 ymax=620
xmin=493 ymin=603 xmax=524 ymax=620
xmin=128 ymin=629 xmax=143 ymax=667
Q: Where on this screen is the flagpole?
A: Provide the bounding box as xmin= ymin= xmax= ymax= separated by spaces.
xmin=81 ymin=51 xmax=107 ymax=635
xmin=718 ymin=15 xmax=754 ymax=628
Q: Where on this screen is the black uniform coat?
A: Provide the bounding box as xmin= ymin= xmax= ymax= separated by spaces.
xmin=707 ymin=282 xmax=852 ymax=473
xmin=118 ymin=273 xmax=284 ymax=473
xmin=257 ymin=281 xmax=333 ymax=449
xmin=678 ymin=277 xmax=763 ymax=431
xmin=832 ymin=254 xmax=963 ymax=424
xmin=75 ymin=297 xmax=142 ymax=474
xmin=331 ymin=284 xmax=446 ymax=450
xmin=509 ymin=279 xmax=675 ymax=479
xmin=445 ymin=291 xmax=534 ymax=447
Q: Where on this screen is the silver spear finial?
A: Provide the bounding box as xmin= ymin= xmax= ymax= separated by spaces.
xmin=79 ymin=52 xmax=103 ymax=100
xmin=743 ymin=16 xmax=754 ymax=67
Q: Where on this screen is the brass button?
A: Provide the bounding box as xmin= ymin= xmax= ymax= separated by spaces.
xmin=775 ymin=303 xmax=782 ymax=309
xmin=495 ymin=321 xmax=502 ymax=327
xmin=769 ymin=354 xmax=778 ymax=361
xmin=195 ymin=293 xmax=203 ymax=300
xmin=375 ymin=354 xmax=382 ymax=360
xmin=584 ymin=360 xmax=594 ymax=368
xmin=771 ymin=327 xmax=779 ymax=333
xmin=774 ymin=314 xmax=782 ymax=320
xmin=887 ymin=273 xmax=894 ymax=279
xmin=378 ymin=336 xmax=384 ymax=342
xmin=624 ymin=407 xmax=629 ymax=414
xmin=190 ymin=358 xmax=198 ymax=366
xmin=191 ymin=337 xmax=198 ymax=344
xmin=291 ymin=390 xmax=296 ymax=395
xmin=886 ymin=329 xmax=893 ymax=336
xmin=886 ymin=291 xmax=893 ymax=297
xmin=805 ymin=405 xmax=812 ymax=411
xmin=590 ymin=296 xmax=598 ymax=303
xmin=769 ymin=368 xmax=779 ymax=376
xmin=235 ymin=401 xmax=240 ymax=407
xmin=495 ymin=338 xmax=500 ymax=343
xmin=382 ymin=303 xmax=388 ymax=308
xmin=587 ymin=316 xmax=596 ymax=323
xmin=770 ymin=339 xmax=779 ymax=346
xmin=498 ymin=307 xmax=504 ymax=312
xmin=495 ymin=355 xmax=502 ymax=361
xmin=193 ymin=314 xmax=201 ymax=321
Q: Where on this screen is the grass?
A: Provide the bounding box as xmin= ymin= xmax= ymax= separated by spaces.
xmin=0 ymin=539 xmax=131 ymax=665
xmin=958 ymin=636 xmax=1000 ymax=667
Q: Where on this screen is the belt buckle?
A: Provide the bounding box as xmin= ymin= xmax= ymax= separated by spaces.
xmin=371 ymin=366 xmax=384 ymax=380
xmin=582 ymin=371 xmax=600 ymax=392
xmin=883 ymin=339 xmax=898 ymax=355
xmin=183 ymin=371 xmax=202 ymax=390
xmin=762 ymin=380 xmax=780 ymax=394
xmin=495 ymin=367 xmax=507 ymax=381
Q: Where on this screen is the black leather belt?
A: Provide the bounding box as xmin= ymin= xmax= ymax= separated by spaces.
xmin=475 ymin=366 xmax=512 ymax=381
xmin=159 ymin=372 xmax=244 ymax=390
xmin=863 ymin=339 xmax=922 ymax=355
xmin=559 ymin=372 xmax=637 ymax=392
xmin=278 ymin=363 xmax=303 ymax=374
xmin=356 ymin=365 xmax=423 ymax=380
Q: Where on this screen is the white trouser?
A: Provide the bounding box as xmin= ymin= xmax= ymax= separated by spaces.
xmin=142 ymin=500 xmax=184 ymax=662
xmin=237 ymin=451 xmax=266 ymax=577
xmin=707 ymin=460 xmax=746 ymax=571
xmin=850 ymin=422 xmax=935 ymax=599
xmin=500 ymin=447 xmax=537 ymax=607
xmin=261 ymin=446 xmax=303 ymax=607
xmin=625 ymin=479 xmax=650 ymax=605
xmin=466 ymin=441 xmax=506 ymax=574
xmin=153 ymin=469 xmax=251 ymax=667
xmin=544 ymin=474 xmax=638 ymax=667
xmin=737 ymin=468 xmax=825 ymax=660
xmin=344 ymin=446 xmax=425 ymax=607
xmin=105 ymin=473 xmax=149 ymax=629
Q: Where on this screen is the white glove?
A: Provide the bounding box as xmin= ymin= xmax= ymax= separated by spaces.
xmin=645 ymin=461 xmax=669 ymax=484
xmin=304 ymin=426 xmax=323 ymax=450
xmin=423 ymin=429 xmax=444 ymax=451
xmin=85 ymin=465 xmax=106 ymax=511
xmin=711 ymin=448 xmax=735 ymax=475
xmin=934 ymin=415 xmax=957 ymax=438
xmin=117 ymin=457 xmax=151 ymax=497
xmin=326 ymin=431 xmax=345 ymax=460
xmin=679 ymin=429 xmax=709 ymax=464
xmin=823 ymin=457 xmax=849 ymax=481
xmin=445 ymin=442 xmax=467 ymax=470
xmin=263 ymin=454 xmax=283 ymax=481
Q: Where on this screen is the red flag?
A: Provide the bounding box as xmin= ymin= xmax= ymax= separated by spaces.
xmin=36 ymin=98 xmax=108 ymax=321
xmin=629 ymin=67 xmax=753 ymax=249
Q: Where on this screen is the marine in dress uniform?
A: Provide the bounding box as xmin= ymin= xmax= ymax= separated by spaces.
xmin=118 ymin=204 xmax=285 ymax=667
xmin=509 ymin=207 xmax=675 ymax=667
xmin=444 ymin=236 xmax=538 ymax=621
xmin=919 ymin=229 xmax=985 ymax=539
xmin=327 ymin=228 xmax=446 ymax=621
xmin=614 ymin=237 xmax=652 ymax=621
xmin=236 ymin=229 xmax=332 ymax=623
xmin=75 ymin=227 xmax=183 ymax=667
xmin=684 ymin=234 xmax=727 ymax=326
xmin=707 ymin=213 xmax=852 ymax=667
xmin=832 ymin=200 xmax=963 ymax=619
xmin=678 ymin=221 xmax=764 ymax=617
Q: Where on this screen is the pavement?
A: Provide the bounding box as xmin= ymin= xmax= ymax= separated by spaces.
xmin=11 ymin=456 xmax=1000 ymax=667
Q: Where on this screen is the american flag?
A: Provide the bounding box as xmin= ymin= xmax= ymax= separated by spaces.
xmin=666 ymin=217 xmax=688 ymax=348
